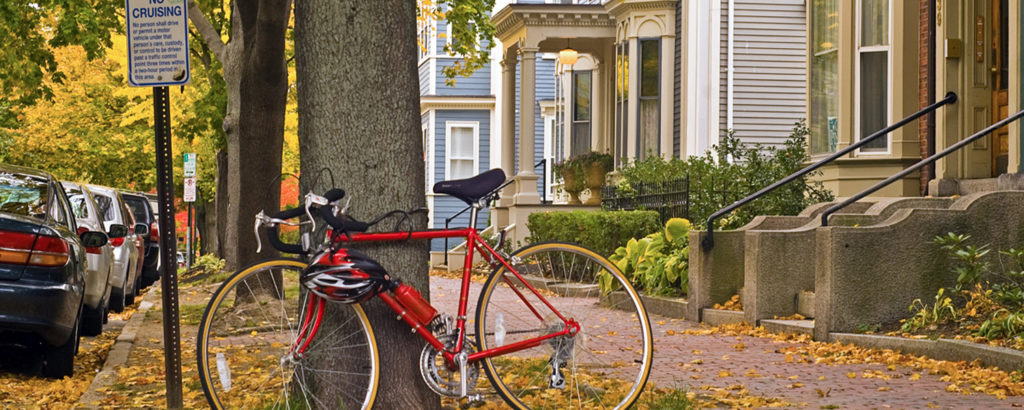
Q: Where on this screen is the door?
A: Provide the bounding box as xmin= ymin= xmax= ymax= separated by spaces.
xmin=992 ymin=0 xmax=1009 ymax=175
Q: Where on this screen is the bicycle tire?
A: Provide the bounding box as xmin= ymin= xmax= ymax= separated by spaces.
xmin=475 ymin=242 xmax=653 ymax=409
xmin=196 ymin=259 xmax=380 ymax=409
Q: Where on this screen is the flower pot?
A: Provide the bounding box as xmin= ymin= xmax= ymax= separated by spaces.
xmin=561 ymin=170 xmax=582 ymax=204
xmin=583 ymin=162 xmax=607 ymax=205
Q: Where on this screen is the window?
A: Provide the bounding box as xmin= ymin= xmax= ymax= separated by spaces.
xmin=417 ymin=16 xmax=434 ymax=61
xmin=423 ymin=123 xmax=432 ymax=191
xmin=572 ymin=71 xmax=592 ymax=156
xmin=445 ymin=122 xmax=478 ymax=180
xmin=0 ymin=174 xmax=48 ymax=218
xmin=856 ymin=0 xmax=890 ymax=152
xmin=810 ymin=0 xmax=840 ymax=154
xmin=637 ymin=39 xmax=660 ymax=159
xmin=615 ymin=40 xmax=629 ymax=167
xmin=70 ymin=196 xmax=89 ymax=219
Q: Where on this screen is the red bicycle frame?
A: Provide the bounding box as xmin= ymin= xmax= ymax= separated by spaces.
xmin=291 ymin=224 xmax=579 ymax=367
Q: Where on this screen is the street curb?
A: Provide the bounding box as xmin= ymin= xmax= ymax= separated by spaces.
xmin=78 ymin=287 xmax=159 ymax=409
xmin=831 ymin=333 xmax=1024 ymax=373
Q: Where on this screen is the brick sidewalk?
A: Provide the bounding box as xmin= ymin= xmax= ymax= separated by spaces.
xmin=430 ymin=276 xmax=1024 ymax=408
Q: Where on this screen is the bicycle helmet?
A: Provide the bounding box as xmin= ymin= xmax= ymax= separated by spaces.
xmin=302 ymin=247 xmax=390 ymax=304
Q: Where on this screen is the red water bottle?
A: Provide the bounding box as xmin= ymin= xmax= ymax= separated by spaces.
xmin=393 ymin=283 xmax=437 ymax=325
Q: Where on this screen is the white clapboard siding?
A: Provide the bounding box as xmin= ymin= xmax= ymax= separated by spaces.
xmin=720 ymin=0 xmax=807 ymax=147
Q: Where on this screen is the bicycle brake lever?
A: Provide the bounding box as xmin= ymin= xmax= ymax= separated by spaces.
xmin=340 ymin=195 xmax=352 ymax=216
xmin=254 ymin=210 xmax=265 ymax=253
xmin=304 ymin=192 xmax=329 ymax=232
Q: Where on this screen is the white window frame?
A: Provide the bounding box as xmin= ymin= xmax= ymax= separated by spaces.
xmin=418 ymin=16 xmax=435 ymax=64
xmin=854 ymin=0 xmax=893 ymax=155
xmin=543 ymin=114 xmax=555 ymax=201
xmin=444 ymin=121 xmax=480 ymax=181
xmin=423 ymin=116 xmax=433 ymax=192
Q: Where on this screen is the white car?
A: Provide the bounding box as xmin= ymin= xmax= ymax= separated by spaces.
xmin=87 ymin=185 xmax=144 ymax=313
xmin=63 ymin=182 xmax=127 ymax=335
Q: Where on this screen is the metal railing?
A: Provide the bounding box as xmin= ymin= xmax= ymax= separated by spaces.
xmin=700 ymin=92 xmax=958 ymax=251
xmin=820 ymin=107 xmax=1024 ymax=226
xmin=535 ymin=159 xmax=548 ymax=204
xmin=602 ymin=177 xmax=691 ymax=223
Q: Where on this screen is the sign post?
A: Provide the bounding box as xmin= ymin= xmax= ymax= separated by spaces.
xmin=125 ymin=0 xmax=189 ymax=407
xmin=183 ymin=155 xmax=196 ymax=270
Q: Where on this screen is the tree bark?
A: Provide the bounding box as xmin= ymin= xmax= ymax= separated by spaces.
xmin=295 ymin=0 xmax=438 ymax=407
xmin=214 ymin=148 xmax=228 ymax=257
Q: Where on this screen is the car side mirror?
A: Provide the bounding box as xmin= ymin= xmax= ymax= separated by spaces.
xmin=108 ymin=224 xmax=129 ymax=238
xmin=80 ymin=231 xmax=109 ymax=248
xmin=134 ymin=223 xmax=150 ymax=236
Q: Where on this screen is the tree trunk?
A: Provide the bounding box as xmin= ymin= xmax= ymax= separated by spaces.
xmin=218 ymin=1 xmax=291 ymax=270
xmin=295 ymin=0 xmax=437 ymax=407
xmin=214 ymin=148 xmax=228 ymax=258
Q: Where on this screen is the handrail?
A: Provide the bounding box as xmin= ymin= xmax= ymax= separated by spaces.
xmin=535 ymin=159 xmax=547 ymax=204
xmin=701 ymin=92 xmax=957 ymax=251
xmin=820 ymin=107 xmax=1024 ymax=226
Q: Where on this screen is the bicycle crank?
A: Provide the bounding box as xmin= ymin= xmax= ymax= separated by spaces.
xmin=419 ymin=333 xmax=480 ymax=397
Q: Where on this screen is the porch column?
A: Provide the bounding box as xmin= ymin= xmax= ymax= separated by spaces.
xmin=499 ymin=53 xmax=517 ymax=206
xmin=514 ymin=47 xmax=541 ymax=205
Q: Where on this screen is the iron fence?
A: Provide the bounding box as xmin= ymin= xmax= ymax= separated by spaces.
xmin=601 ymin=177 xmax=691 ymax=223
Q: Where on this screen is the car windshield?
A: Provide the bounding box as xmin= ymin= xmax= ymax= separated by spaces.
xmin=69 ymin=195 xmax=90 ymax=219
xmin=123 ymin=196 xmax=149 ymax=224
xmin=0 ymin=173 xmax=49 ymax=218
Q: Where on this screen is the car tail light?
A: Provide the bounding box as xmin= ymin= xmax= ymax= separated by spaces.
xmin=110 ymin=236 xmax=125 ymax=247
xmin=77 ymin=227 xmax=89 ymax=235
xmin=0 ymin=230 xmax=69 ymax=266
xmin=150 ymin=221 xmax=159 ymax=242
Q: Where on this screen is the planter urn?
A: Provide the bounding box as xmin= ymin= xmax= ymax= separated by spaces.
xmin=561 ymin=170 xmax=582 ymax=204
xmin=583 ymin=162 xmax=608 ymax=205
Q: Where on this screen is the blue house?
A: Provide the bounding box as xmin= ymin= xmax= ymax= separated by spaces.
xmin=420 ymin=12 xmax=556 ymax=254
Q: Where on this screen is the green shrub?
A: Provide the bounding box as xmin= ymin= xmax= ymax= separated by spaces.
xmin=611 ymin=121 xmax=834 ymax=229
xmin=526 ymin=210 xmax=661 ymax=258
xmin=604 ymin=218 xmax=690 ymax=297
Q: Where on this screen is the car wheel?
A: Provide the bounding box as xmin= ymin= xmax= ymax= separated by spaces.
xmin=102 ymin=305 xmax=109 ymax=324
xmin=81 ymin=306 xmax=104 ymax=337
xmin=125 ymin=274 xmax=136 ymax=306
xmin=135 ymin=273 xmax=144 ymax=296
xmin=110 ymin=283 xmax=125 ymax=313
xmin=41 ymin=314 xmax=79 ymax=378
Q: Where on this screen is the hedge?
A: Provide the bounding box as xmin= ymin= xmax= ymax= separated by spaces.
xmin=526 ymin=210 xmax=662 ymax=257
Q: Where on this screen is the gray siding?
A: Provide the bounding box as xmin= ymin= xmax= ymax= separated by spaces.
xmin=419 ymin=60 xmax=431 ymax=96
xmin=431 ymin=109 xmax=491 ymax=251
xmin=436 ymin=59 xmax=492 ymax=96
xmin=719 ymin=0 xmax=807 ymax=147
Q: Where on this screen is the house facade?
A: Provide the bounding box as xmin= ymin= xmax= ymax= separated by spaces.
xmin=490 ymin=0 xmax=809 ymax=245
xmin=419 ymin=9 xmax=556 ymax=252
xmin=807 ymin=0 xmax=1024 ymax=197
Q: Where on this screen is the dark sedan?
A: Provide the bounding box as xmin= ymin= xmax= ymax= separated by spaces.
xmin=0 ymin=164 xmax=107 ymax=377
xmin=121 ymin=191 xmax=159 ymax=287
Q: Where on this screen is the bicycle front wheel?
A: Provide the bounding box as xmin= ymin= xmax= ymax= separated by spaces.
xmin=475 ymin=242 xmax=653 ymax=409
xmin=197 ymin=259 xmax=379 ymax=409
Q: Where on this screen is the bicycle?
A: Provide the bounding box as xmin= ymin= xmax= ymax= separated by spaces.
xmin=196 ymin=168 xmax=653 ymax=409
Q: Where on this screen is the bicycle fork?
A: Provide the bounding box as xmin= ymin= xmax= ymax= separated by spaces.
xmin=287 ymin=295 xmax=326 ymax=362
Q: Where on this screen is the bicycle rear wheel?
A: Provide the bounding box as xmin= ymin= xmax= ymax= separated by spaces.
xmin=197 ymin=259 xmax=379 ymax=409
xmin=475 ymin=242 xmax=653 ymax=409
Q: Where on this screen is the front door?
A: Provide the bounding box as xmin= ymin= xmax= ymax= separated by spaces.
xmin=992 ymin=0 xmax=1009 ymax=175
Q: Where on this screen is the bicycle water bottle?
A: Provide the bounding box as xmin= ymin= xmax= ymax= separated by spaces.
xmin=495 ymin=313 xmax=506 ymax=346
xmin=216 ymin=352 xmax=231 ymax=392
xmin=393 ymin=283 xmax=437 ymax=325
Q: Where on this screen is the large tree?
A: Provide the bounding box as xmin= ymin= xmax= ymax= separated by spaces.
xmin=187 ymin=0 xmax=292 ymax=268
xmin=294 ymin=0 xmax=437 ymax=407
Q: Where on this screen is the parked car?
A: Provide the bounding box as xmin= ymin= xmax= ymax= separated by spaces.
xmin=120 ymin=190 xmax=160 ymax=288
xmin=87 ymin=185 xmax=144 ymax=312
xmin=64 ymin=182 xmax=128 ymax=336
xmin=0 ymin=164 xmax=107 ymax=377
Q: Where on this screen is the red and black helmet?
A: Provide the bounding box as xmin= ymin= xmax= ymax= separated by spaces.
xmin=302 ymin=247 xmax=389 ymax=304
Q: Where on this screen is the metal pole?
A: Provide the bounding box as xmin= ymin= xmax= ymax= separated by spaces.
xmin=153 ymin=86 xmax=183 ymax=409
xmin=185 ymin=203 xmax=192 ymax=270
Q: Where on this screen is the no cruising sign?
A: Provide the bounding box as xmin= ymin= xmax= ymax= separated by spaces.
xmin=125 ymin=0 xmax=190 ymax=87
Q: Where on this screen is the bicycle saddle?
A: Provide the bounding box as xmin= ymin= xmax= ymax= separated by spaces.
xmin=432 ymin=168 xmax=506 ymax=206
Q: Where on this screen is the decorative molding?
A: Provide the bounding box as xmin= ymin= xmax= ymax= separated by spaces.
xmin=420 ymin=96 xmax=496 ymax=113
xmin=493 ymin=5 xmax=616 ymax=42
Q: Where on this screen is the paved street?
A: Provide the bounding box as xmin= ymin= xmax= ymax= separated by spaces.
xmin=430 ymin=275 xmax=1024 ymax=408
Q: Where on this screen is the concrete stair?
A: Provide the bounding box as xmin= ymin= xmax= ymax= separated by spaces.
xmin=759 ymin=319 xmax=813 ymax=336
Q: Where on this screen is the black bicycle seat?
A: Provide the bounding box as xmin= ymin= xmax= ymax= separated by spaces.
xmin=432 ymin=168 xmax=506 ymax=206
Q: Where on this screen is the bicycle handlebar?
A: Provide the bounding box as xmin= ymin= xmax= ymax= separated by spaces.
xmin=260 ymin=188 xmax=346 ymax=254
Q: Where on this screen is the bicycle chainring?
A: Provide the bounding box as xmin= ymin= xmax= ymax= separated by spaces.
xmin=419 ymin=332 xmax=480 ymax=397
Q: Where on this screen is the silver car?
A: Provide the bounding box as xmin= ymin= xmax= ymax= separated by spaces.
xmin=63 ymin=182 xmax=128 ymax=335
xmin=87 ymin=185 xmax=143 ymax=313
